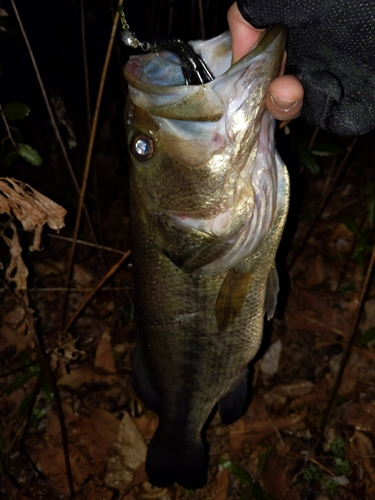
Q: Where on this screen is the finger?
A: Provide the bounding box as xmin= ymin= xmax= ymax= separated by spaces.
xmin=266 ymin=75 xmax=304 ymax=121
xmin=227 ymin=2 xmax=264 ymax=64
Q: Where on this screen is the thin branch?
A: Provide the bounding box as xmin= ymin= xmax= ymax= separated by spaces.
xmin=198 ymin=0 xmax=205 ymax=39
xmin=0 ymin=276 xmax=75 ymax=497
xmin=0 ymin=103 xmax=17 ymax=150
xmin=19 ymin=368 xmax=47 ymax=479
xmin=288 ymin=137 xmax=357 ymax=269
xmin=319 ymin=242 xmax=375 ymax=438
xmin=337 ymin=210 xmax=368 ymax=287
xmin=48 ymin=233 xmax=128 ymax=254
xmin=63 ymin=3 xmax=123 ymax=327
xmin=308 ymin=126 xmax=320 ymax=151
xmin=64 ymin=249 xmax=130 ymax=332
xmin=33 ymin=326 xmax=76 ymax=499
xmin=80 ymin=0 xmax=92 ymax=132
xmin=26 ymin=287 xmax=132 ymax=292
xmin=8 ymin=0 xmax=104 ymax=282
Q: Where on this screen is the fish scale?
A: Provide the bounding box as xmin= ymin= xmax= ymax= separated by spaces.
xmin=125 ymin=25 xmax=289 ymax=489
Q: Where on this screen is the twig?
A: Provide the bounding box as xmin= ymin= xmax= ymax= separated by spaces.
xmin=337 ymin=210 xmax=368 ymax=287
xmin=308 ymin=457 xmax=335 ymax=477
xmin=288 ymin=137 xmax=357 ymax=269
xmin=63 ymin=2 xmax=123 ymax=327
xmin=9 ymin=0 xmax=94 ymax=239
xmin=307 ymin=126 xmax=320 ymax=151
xmin=33 ymin=326 xmax=76 ymax=499
xmin=1 ymin=275 xmax=76 ymax=497
xmin=64 ymin=249 xmax=130 ymax=332
xmin=48 ymin=233 xmax=128 ymax=254
xmin=27 ymin=286 xmax=132 ymax=292
xmin=80 ymin=0 xmax=106 ymax=253
xmin=198 ymin=0 xmax=205 ymax=39
xmin=19 ymin=368 xmax=47 ymax=479
xmin=0 ymin=103 xmax=17 ymax=150
xmin=319 ymin=242 xmax=375 ymax=439
xmin=80 ymin=0 xmax=91 ymax=132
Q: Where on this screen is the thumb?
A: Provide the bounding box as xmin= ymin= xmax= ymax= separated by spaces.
xmin=227 ymin=2 xmax=264 ymax=64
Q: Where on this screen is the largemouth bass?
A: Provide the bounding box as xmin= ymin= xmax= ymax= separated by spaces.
xmin=124 ymin=25 xmax=289 ymax=489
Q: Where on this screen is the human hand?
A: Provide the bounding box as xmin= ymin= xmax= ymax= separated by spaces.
xmin=227 ymin=2 xmax=303 ymax=123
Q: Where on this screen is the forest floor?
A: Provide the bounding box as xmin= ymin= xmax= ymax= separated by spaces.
xmin=0 ymin=122 xmax=374 ymax=500
xmin=2 ymin=0 xmax=374 ymax=496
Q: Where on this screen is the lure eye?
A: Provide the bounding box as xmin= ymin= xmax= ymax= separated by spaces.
xmin=131 ymin=134 xmax=155 ymax=161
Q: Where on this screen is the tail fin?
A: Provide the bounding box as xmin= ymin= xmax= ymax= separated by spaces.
xmin=146 ymin=434 xmax=207 ymax=489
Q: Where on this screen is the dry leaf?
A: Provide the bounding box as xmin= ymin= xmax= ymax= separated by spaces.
xmin=140 ymin=481 xmax=170 ymax=499
xmin=342 ymin=401 xmax=375 ymax=432
xmin=2 ymin=222 xmax=28 ymax=290
xmin=363 ymin=299 xmax=375 ymax=331
xmin=207 ymin=467 xmax=229 ymax=500
xmin=31 ymin=409 xmax=120 ymax=495
xmin=271 ymin=380 xmax=314 ymax=398
xmin=330 ymin=222 xmax=355 ymax=255
xmin=350 ymin=431 xmax=375 ymax=486
xmin=95 ymin=329 xmax=116 ymax=373
xmin=261 ymin=451 xmax=301 ymax=500
xmin=105 ymin=411 xmax=147 ymax=491
xmin=0 ymin=178 xmax=66 ymax=250
xmin=57 ymin=365 xmax=118 ymax=389
xmin=73 ymin=263 xmax=95 ymax=286
xmin=134 ymin=413 xmax=159 ymax=441
xmin=85 ymin=486 xmax=114 ymax=500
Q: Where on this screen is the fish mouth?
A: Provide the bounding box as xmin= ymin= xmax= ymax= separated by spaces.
xmin=124 ymin=25 xmax=286 ymax=122
xmin=125 ymin=26 xmax=287 ymax=275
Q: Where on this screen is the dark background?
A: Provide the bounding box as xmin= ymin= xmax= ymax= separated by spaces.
xmin=0 ymin=0 xmax=233 ymax=233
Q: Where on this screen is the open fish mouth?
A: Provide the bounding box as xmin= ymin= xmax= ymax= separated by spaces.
xmin=124 ymin=26 xmax=287 ymax=276
xmin=124 ymin=25 xmax=286 ymax=121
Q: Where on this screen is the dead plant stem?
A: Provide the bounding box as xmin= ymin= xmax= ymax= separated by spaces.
xmin=307 ymin=126 xmax=319 ymax=151
xmin=80 ymin=0 xmax=92 ymax=131
xmin=49 ymin=231 xmax=128 ymax=254
xmin=319 ymin=242 xmax=375 ymax=439
xmin=27 ymin=286 xmax=132 ymax=292
xmin=63 ymin=3 xmax=122 ymax=327
xmin=9 ymin=0 xmax=95 ymax=239
xmin=34 ymin=328 xmax=76 ymax=499
xmin=288 ymin=137 xmax=357 ymax=269
xmin=64 ymin=249 xmax=130 ymax=332
xmin=198 ymin=0 xmax=205 ymax=39
xmin=0 ymin=103 xmax=17 ymax=150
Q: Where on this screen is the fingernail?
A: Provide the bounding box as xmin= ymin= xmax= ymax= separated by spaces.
xmin=269 ymin=92 xmax=299 ymax=112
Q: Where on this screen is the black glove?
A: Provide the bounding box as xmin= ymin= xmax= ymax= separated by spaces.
xmin=237 ymin=0 xmax=375 ymax=136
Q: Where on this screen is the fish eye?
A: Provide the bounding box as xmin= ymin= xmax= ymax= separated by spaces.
xmin=131 ymin=134 xmax=155 ymax=161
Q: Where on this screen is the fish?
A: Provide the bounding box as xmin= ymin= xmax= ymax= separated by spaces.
xmin=124 ymin=24 xmax=289 ymax=489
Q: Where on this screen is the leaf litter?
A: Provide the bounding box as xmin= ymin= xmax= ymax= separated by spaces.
xmin=1 ymin=91 xmax=375 ymax=500
xmin=1 ymin=134 xmax=374 ymax=500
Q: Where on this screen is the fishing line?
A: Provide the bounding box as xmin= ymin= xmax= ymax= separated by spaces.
xmin=118 ymin=2 xmax=214 ymax=85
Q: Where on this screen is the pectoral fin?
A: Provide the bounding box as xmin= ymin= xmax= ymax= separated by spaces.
xmin=215 ymin=268 xmax=253 ymax=331
xmin=264 ymin=263 xmax=279 ymax=320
